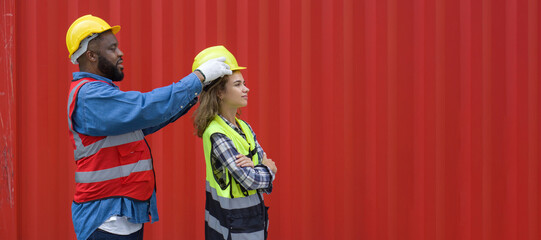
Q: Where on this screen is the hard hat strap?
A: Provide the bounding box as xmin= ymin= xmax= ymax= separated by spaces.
xmin=71 ymin=33 xmax=99 ymax=64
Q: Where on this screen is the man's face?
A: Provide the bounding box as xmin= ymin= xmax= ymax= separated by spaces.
xmin=93 ymin=31 xmax=124 ymax=81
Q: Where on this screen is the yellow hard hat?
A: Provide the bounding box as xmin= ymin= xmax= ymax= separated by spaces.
xmin=66 ymin=15 xmax=120 ymax=60
xmin=192 ymin=45 xmax=246 ymax=72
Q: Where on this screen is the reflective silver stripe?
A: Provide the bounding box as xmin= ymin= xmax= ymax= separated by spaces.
xmin=75 ymin=159 xmax=153 ymax=183
xmin=205 ymin=210 xmax=229 ymax=239
xmin=231 ymin=231 xmax=264 ymax=240
xmin=73 ymin=131 xmax=145 ymax=161
xmin=206 ymin=181 xmax=262 ymax=210
xmin=67 ymin=80 xmax=90 ymax=130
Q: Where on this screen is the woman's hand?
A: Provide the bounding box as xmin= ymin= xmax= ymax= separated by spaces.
xmin=262 ymin=153 xmax=277 ymax=174
xmin=236 ymin=154 xmax=255 ymax=168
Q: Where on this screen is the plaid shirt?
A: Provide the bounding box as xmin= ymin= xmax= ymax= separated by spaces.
xmin=210 ymin=115 xmax=274 ymax=193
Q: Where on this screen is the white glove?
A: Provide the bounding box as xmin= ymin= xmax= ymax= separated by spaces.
xmin=196 ymin=57 xmax=233 ymax=84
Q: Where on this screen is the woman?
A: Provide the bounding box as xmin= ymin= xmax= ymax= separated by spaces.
xmin=193 ymin=46 xmax=278 ymax=240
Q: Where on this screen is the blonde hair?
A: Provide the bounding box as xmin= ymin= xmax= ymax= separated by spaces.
xmin=193 ymin=75 xmax=229 ymax=137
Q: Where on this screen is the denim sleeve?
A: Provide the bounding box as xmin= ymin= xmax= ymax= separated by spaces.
xmin=142 ymin=97 xmax=198 ymax=135
xmin=72 ymin=73 xmax=202 ymax=136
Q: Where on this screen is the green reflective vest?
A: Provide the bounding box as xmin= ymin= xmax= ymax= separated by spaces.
xmin=202 ymin=115 xmax=267 ymax=240
xmin=204 ymin=115 xmax=259 ymax=197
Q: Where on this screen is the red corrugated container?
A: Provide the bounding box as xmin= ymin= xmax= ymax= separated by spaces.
xmin=1 ymin=0 xmax=540 ymax=239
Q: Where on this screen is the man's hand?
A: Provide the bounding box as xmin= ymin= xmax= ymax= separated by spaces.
xmin=235 ymin=154 xmax=255 ymax=168
xmin=195 ymin=57 xmax=233 ymax=84
xmin=261 ymin=153 xmax=277 ymax=174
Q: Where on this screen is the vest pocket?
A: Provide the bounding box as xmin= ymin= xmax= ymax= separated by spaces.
xmin=116 ymin=141 xmax=150 ymax=184
xmin=117 ymin=141 xmax=146 ymax=162
xmin=227 ymin=206 xmax=265 ymax=234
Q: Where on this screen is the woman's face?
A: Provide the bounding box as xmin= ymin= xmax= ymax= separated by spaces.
xmin=219 ymin=71 xmax=249 ymax=109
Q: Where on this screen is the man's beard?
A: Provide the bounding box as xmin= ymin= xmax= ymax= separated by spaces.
xmin=98 ymin=55 xmax=124 ymax=82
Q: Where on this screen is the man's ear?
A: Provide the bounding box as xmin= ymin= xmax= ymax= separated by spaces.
xmin=85 ymin=51 xmax=98 ymax=62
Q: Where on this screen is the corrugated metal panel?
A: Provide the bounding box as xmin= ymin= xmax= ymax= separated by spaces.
xmin=0 ymin=0 xmax=17 ymax=239
xmin=0 ymin=0 xmax=539 ymax=239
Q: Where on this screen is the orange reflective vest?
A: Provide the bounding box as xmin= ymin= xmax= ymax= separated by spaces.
xmin=68 ymin=78 xmax=155 ymax=203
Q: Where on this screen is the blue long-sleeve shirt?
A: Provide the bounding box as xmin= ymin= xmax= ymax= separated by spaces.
xmin=71 ymin=72 xmax=202 ymax=136
xmin=70 ymin=72 xmax=202 ymax=240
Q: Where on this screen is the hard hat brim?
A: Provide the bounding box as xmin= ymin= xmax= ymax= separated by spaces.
xmin=231 ymin=66 xmax=246 ymax=71
xmin=110 ymin=25 xmax=121 ymax=35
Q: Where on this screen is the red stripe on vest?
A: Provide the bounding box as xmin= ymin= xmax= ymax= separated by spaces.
xmin=75 ymin=171 xmax=154 ymax=202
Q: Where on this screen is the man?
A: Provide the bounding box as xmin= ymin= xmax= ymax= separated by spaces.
xmin=65 ymin=15 xmax=231 ymax=240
